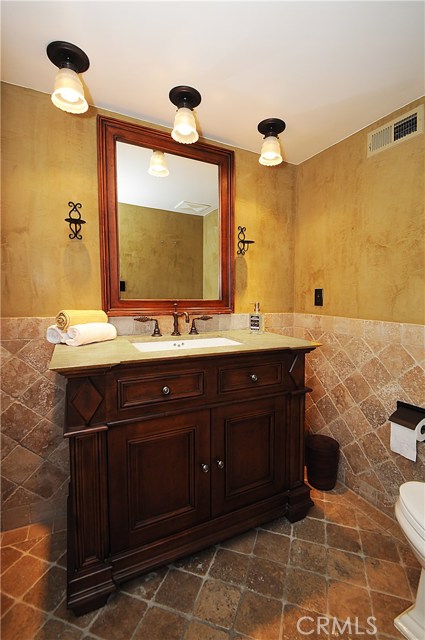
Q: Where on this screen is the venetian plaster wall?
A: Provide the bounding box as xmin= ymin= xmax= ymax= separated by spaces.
xmin=1 ymin=85 xmax=102 ymax=317
xmin=203 ymin=209 xmax=219 ymax=300
xmin=234 ymin=148 xmax=296 ymax=314
xmin=294 ymin=98 xmax=425 ymax=325
xmin=1 ymin=83 xmax=294 ymax=317
xmin=118 ymin=203 xmax=203 ymax=299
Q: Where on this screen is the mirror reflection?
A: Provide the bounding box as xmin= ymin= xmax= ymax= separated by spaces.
xmin=116 ymin=143 xmax=220 ymax=300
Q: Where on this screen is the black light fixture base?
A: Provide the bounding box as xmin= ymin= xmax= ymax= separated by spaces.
xmin=258 ymin=118 xmax=286 ymax=137
xmin=169 ymin=86 xmax=202 ymax=110
xmin=47 ymin=41 xmax=90 ymax=73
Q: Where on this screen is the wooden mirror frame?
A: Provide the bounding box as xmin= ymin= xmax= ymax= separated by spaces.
xmin=97 ymin=115 xmax=234 ymax=316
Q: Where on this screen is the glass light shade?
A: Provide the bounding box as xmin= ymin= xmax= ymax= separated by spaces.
xmin=171 ymin=107 xmax=199 ymax=144
xmin=148 ymin=150 xmax=169 ymax=177
xmin=259 ymin=135 xmax=283 ymax=166
xmin=51 ymin=67 xmax=88 ymax=114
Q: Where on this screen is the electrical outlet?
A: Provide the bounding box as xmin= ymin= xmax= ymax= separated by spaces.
xmin=314 ymin=288 xmax=323 ymax=306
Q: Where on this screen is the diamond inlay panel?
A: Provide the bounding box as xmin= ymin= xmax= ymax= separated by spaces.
xmin=71 ymin=378 xmax=103 ymax=425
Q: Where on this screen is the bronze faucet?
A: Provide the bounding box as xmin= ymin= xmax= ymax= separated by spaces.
xmin=171 ymin=302 xmax=189 ymax=336
xmin=171 ymin=304 xmax=189 ymax=336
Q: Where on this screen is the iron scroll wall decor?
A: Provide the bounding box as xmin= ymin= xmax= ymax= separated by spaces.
xmin=237 ymin=226 xmax=255 ymax=255
xmin=65 ymin=201 xmax=86 ymax=239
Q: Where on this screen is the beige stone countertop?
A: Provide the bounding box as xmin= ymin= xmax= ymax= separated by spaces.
xmin=49 ymin=330 xmax=319 ymax=374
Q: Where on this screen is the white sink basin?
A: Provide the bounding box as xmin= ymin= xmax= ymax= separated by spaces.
xmin=133 ymin=337 xmax=242 ymax=353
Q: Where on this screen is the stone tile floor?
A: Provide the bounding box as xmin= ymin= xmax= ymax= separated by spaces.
xmin=1 ymin=483 xmax=421 ymax=639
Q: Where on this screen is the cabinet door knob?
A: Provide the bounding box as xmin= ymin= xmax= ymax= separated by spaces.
xmin=250 ymin=374 xmax=258 ymax=382
xmin=162 ymin=386 xmax=171 ymax=395
xmin=201 ymin=463 xmax=209 ymax=473
xmin=216 ymin=459 xmax=225 ymax=469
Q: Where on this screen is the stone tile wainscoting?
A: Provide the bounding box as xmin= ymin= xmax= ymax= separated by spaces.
xmin=0 ymin=314 xmax=253 ymax=530
xmin=1 ymin=318 xmax=67 ymax=530
xmin=1 ymin=314 xmax=424 ymax=530
xmin=288 ymin=314 xmax=425 ymax=516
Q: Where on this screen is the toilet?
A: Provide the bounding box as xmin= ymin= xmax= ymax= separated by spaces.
xmin=394 ymin=481 xmax=425 ymax=640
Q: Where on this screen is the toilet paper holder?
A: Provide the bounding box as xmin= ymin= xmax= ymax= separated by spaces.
xmin=389 ymin=401 xmax=425 ymax=432
xmin=389 ymin=401 xmax=425 ymax=462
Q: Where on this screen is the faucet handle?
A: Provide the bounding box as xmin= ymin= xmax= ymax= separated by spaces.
xmin=189 ymin=315 xmax=213 ymax=335
xmin=134 ymin=316 xmax=162 ymax=337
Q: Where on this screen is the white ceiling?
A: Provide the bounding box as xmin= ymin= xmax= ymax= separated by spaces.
xmin=117 ymin=142 xmax=219 ymax=213
xmin=2 ymin=0 xmax=424 ymax=164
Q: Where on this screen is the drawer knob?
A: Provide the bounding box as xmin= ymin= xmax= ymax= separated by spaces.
xmin=201 ymin=463 xmax=209 ymax=473
xmin=216 ymin=459 xmax=225 ymax=469
xmin=162 ymin=386 xmax=171 ymax=395
xmin=250 ymin=374 xmax=258 ymax=382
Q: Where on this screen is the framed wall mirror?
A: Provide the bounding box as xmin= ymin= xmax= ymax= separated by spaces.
xmin=97 ymin=115 xmax=234 ymax=315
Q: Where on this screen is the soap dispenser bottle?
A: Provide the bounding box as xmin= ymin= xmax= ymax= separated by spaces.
xmin=249 ymin=302 xmax=264 ymax=333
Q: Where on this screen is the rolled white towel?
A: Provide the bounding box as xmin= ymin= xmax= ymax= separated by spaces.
xmin=65 ymin=322 xmax=117 ymax=347
xmin=46 ymin=325 xmax=69 ymax=344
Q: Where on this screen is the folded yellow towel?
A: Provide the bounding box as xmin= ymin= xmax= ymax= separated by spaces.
xmin=55 ymin=309 xmax=108 ymax=331
xmin=65 ymin=323 xmax=117 ymax=347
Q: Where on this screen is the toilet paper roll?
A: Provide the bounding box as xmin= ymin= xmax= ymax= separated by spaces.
xmin=390 ymin=418 xmax=425 ymax=462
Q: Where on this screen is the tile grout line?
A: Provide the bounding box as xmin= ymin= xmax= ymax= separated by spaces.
xmin=1 ymin=484 xmax=419 ymax=640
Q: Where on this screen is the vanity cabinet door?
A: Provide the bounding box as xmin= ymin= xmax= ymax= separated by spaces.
xmin=211 ymin=396 xmax=286 ymax=517
xmin=108 ymin=410 xmax=210 ymax=553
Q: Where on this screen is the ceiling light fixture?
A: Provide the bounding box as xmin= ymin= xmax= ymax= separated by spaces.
xmin=169 ymin=86 xmax=201 ymax=144
xmin=148 ymin=150 xmax=169 ymax=177
xmin=47 ymin=41 xmax=90 ymax=114
xmin=257 ymin=118 xmax=286 ymax=166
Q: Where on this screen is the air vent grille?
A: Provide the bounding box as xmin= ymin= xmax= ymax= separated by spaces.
xmin=174 ymin=200 xmax=212 ymax=215
xmin=367 ymin=105 xmax=424 ymax=157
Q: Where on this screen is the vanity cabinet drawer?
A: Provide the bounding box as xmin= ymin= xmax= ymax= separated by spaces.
xmin=118 ymin=371 xmax=205 ymax=410
xmin=219 ymin=360 xmax=282 ymax=395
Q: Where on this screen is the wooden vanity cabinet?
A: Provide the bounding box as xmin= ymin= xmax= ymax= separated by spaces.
xmin=61 ymin=347 xmax=314 ymax=615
